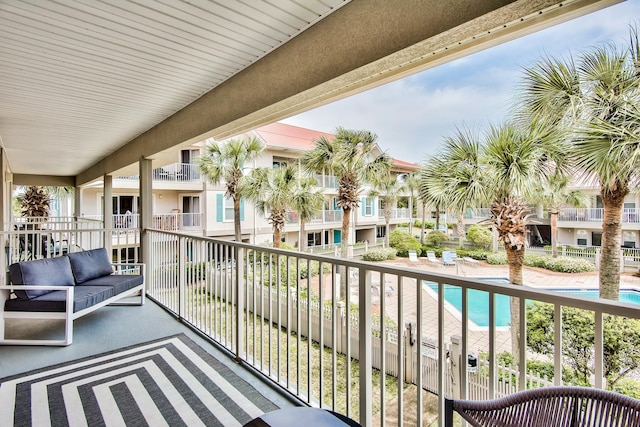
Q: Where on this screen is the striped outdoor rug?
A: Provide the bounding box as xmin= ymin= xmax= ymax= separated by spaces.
xmin=0 ymin=334 xmax=279 ymax=426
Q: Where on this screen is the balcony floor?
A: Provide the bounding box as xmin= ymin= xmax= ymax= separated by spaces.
xmin=0 ymin=299 xmax=297 ymax=411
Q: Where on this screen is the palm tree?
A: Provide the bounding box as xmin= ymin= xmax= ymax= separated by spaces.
xmin=198 ymin=136 xmax=264 ymax=242
xmin=369 ymin=175 xmax=406 ymax=246
xmin=419 ymin=157 xmax=450 ymax=242
xmin=301 ymin=127 xmax=392 ymax=259
xmin=243 ymin=166 xmax=297 ymax=248
xmin=431 ymin=128 xmax=490 ymax=247
xmin=19 ymin=186 xmax=50 ymax=219
xmin=518 ymin=29 xmax=640 ymax=299
xmin=531 ymin=174 xmax=587 ymax=257
xmin=290 ymin=172 xmax=324 ymax=252
xmin=404 ymin=173 xmax=420 ymax=236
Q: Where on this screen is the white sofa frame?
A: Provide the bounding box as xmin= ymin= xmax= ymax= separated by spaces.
xmin=0 ymin=263 xmax=145 ymax=346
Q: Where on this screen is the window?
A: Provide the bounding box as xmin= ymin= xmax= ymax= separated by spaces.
xmin=363 ymin=197 xmax=374 ymax=216
xmin=216 ymin=194 xmax=244 ymax=222
xmin=376 ymin=226 xmax=386 ymax=238
xmin=307 ymin=232 xmax=322 ymax=247
xmin=224 ymin=197 xmax=234 ymax=221
xmin=576 ymin=229 xmax=588 ymax=246
xmin=592 ymin=232 xmax=602 ymax=247
xmin=623 ymin=231 xmax=636 ymax=248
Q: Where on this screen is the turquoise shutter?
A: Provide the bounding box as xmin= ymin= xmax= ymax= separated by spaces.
xmin=240 ymin=199 xmax=245 ymax=221
xmin=372 ymin=198 xmax=375 ymax=216
xmin=361 ymin=197 xmax=365 ymax=216
xmin=216 ymin=194 xmax=223 ymax=222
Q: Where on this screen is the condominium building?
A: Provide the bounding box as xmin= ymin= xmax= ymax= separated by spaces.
xmin=75 ymin=122 xmax=419 ymax=250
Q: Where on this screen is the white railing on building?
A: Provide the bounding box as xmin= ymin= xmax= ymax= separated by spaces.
xmin=115 ymin=162 xmax=201 ymax=183
xmin=81 ymin=213 xmax=202 ymax=232
xmin=378 ymin=208 xmax=411 ymax=220
xmin=146 ymin=229 xmax=640 ymax=426
xmin=285 ymin=210 xmax=343 ymax=225
xmin=559 ymin=207 xmax=640 ymax=223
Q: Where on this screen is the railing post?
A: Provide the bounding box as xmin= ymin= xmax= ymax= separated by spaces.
xmin=178 ymin=236 xmax=186 ymax=319
xmin=336 ymin=301 xmax=345 ymax=353
xmin=358 ymin=268 xmax=372 ymax=427
xmin=235 ymin=246 xmax=245 ymax=362
xmin=450 ymin=335 xmax=461 ymax=399
xmin=404 ymin=323 xmax=415 ymax=383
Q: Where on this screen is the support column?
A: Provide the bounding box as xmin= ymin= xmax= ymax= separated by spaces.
xmin=103 ymin=175 xmax=113 ymax=256
xmin=139 ymin=158 xmax=153 ymax=269
xmin=0 ymin=151 xmax=8 ymax=283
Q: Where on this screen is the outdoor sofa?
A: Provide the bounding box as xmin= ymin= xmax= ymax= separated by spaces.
xmin=0 ymin=248 xmax=144 ymax=346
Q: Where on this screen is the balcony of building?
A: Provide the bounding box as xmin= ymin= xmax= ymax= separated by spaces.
xmin=559 ymin=208 xmax=640 ymax=230
xmin=378 ymin=208 xmax=411 ymax=223
xmin=114 ymin=163 xmax=202 ymax=191
xmin=3 ymin=225 xmax=639 ymax=426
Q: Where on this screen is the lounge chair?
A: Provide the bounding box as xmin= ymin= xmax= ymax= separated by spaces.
xmin=426 ymin=251 xmax=439 ymax=264
xmin=408 ymin=250 xmax=419 ymax=262
xmin=442 ymin=250 xmax=456 ymax=266
xmin=445 ymin=386 xmax=640 ymax=427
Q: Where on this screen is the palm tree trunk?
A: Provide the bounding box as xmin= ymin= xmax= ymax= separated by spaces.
xmin=385 ymin=206 xmax=391 ymax=247
xmin=233 ymin=196 xmax=242 ymax=242
xmin=299 ymin=220 xmax=306 ymax=252
xmin=409 ymin=194 xmax=414 ymax=235
xmin=551 ymin=212 xmax=558 ymax=258
xmin=339 ymin=206 xmax=351 ymax=301
xmin=506 ymin=245 xmax=525 ymax=369
xmin=420 ymin=201 xmax=426 ymax=245
xmin=435 ymin=203 xmax=440 ymax=231
xmin=601 ymin=195 xmax=624 ymax=300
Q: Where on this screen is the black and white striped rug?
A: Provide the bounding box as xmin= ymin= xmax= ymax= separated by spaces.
xmin=0 ymin=334 xmax=279 ymax=426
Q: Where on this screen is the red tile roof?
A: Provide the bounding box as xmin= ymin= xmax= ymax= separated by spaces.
xmin=254 ymin=122 xmax=419 ymax=170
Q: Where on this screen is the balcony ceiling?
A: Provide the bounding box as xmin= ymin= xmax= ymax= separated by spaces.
xmin=0 ymin=0 xmax=620 ymax=185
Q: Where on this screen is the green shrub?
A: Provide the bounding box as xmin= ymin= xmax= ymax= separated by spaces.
xmin=280 ymin=242 xmax=296 ymax=250
xmin=466 ymin=225 xmax=492 ymax=248
xmin=425 ymin=230 xmax=448 ymax=247
xmin=486 ymin=252 xmax=507 ymax=265
xmin=362 ymin=248 xmax=397 ymax=261
xmin=421 ymin=245 xmax=443 ymax=257
xmin=523 ymin=255 xmax=595 ymax=273
xmin=455 ymin=248 xmax=490 ymax=260
xmin=389 ymin=229 xmax=421 ymax=257
xmin=612 ymin=378 xmax=640 ymax=399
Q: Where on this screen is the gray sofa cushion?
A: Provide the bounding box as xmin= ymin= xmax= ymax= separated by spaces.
xmin=9 ymin=256 xmax=76 ymax=300
xmin=79 ymin=274 xmax=143 ymax=295
xmin=5 ymin=285 xmax=115 ymax=313
xmin=67 ymin=248 xmax=113 ymax=284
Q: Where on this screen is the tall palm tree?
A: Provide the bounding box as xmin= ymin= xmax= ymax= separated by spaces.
xmin=290 ymin=172 xmax=324 ymax=251
xmin=243 ymin=165 xmax=297 ymax=248
xmin=432 ymin=128 xmax=490 ymax=247
xmin=369 ymin=175 xmax=406 ymax=246
xmin=198 ymin=136 xmax=264 ymax=242
xmin=301 ymin=127 xmax=392 ymax=259
xmin=419 ymin=157 xmax=450 ymax=242
xmin=518 ymin=29 xmax=640 ymax=299
xmin=531 ymin=173 xmax=587 ymax=257
xmin=19 ymin=186 xmax=50 ymax=219
xmin=404 ymin=173 xmax=419 ymax=236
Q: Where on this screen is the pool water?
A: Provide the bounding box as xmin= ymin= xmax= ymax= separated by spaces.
xmin=424 ymin=282 xmax=640 ymax=327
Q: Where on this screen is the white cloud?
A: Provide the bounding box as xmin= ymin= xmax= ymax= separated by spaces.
xmin=282 ymin=0 xmax=640 ymax=163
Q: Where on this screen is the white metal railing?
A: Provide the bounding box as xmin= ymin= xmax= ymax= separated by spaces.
xmin=115 ymin=162 xmax=201 ymax=182
xmin=285 ymin=210 xmax=342 ymax=225
xmin=0 ymin=226 xmax=141 ymax=268
xmin=80 ymin=213 xmax=202 ymax=231
xmin=465 ymin=208 xmax=492 ymax=219
xmin=559 ymin=207 xmax=640 ymax=223
xmin=378 ymin=208 xmax=410 ymax=220
xmin=146 ymin=229 xmax=640 ymax=426
xmin=315 ymin=174 xmax=339 ymax=189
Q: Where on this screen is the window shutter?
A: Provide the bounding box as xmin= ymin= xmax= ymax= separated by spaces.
xmin=240 ymin=199 xmax=245 ymax=221
xmin=361 ymin=197 xmax=365 ymax=216
xmin=216 ymin=194 xmax=223 ymax=222
xmin=372 ymin=198 xmax=375 ymax=216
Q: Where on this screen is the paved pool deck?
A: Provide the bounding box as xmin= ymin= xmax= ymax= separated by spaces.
xmin=369 ymin=258 xmax=640 ymax=355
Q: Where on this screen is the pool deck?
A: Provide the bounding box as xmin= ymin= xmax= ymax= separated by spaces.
xmin=374 ymin=258 xmax=640 ymax=356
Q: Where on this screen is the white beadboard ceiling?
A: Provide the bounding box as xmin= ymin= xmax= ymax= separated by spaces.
xmin=0 ymin=0 xmax=349 ymax=178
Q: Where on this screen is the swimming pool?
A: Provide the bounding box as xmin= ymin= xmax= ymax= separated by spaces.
xmin=423 ymin=282 xmax=640 ymax=328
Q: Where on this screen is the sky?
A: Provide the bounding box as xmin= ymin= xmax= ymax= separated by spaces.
xmin=281 ymin=0 xmax=640 ymax=164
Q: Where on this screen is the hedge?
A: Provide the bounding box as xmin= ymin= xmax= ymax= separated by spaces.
xmin=362 ymin=248 xmax=397 ymax=262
